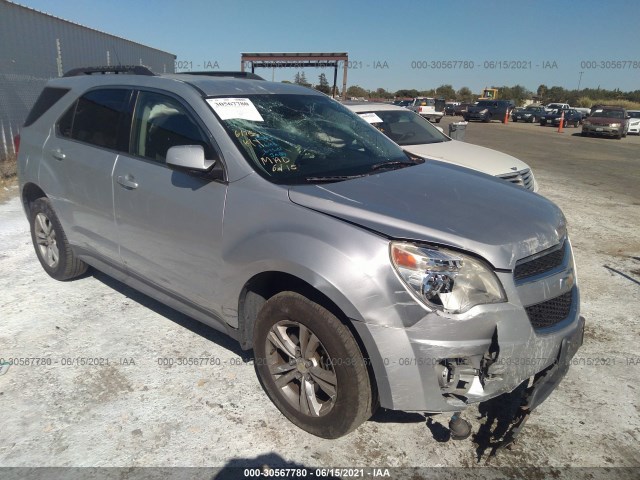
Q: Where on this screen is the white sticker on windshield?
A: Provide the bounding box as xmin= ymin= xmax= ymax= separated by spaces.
xmin=358 ymin=112 xmax=384 ymax=124
xmin=206 ymin=98 xmax=264 ymax=122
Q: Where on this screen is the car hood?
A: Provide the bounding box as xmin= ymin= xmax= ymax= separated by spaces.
xmin=467 ymin=105 xmax=489 ymax=112
xmin=288 ymin=162 xmax=566 ymax=270
xmin=402 ymin=140 xmax=530 ymax=177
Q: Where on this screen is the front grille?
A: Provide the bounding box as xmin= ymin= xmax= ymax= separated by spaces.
xmin=525 ymin=288 xmax=574 ymax=330
xmin=514 ymin=242 xmax=565 ymax=281
xmin=498 ymin=168 xmax=535 ymax=191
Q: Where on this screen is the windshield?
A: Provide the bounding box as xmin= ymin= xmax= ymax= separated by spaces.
xmin=592 ymin=109 xmax=624 ymax=119
xmin=207 ymin=94 xmax=411 ymax=184
xmin=357 ymin=109 xmax=449 ymax=146
xmin=628 ymin=111 xmax=640 ymax=118
xmin=477 ymin=101 xmax=494 ymax=108
xmin=416 ymin=98 xmax=435 ymax=106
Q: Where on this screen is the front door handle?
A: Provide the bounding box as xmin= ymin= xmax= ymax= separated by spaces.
xmin=117 ymin=175 xmax=139 ymax=190
xmin=50 ymin=148 xmax=66 ymax=160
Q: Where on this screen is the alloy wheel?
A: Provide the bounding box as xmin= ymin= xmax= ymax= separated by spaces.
xmin=34 ymin=213 xmax=59 ymax=268
xmin=265 ymin=320 xmax=337 ymax=417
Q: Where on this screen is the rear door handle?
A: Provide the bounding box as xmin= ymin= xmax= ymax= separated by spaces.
xmin=50 ymin=148 xmax=66 ymax=160
xmin=116 ymin=175 xmax=139 ymax=190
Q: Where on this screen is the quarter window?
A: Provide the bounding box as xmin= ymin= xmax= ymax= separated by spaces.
xmin=131 ymin=91 xmax=213 ymax=162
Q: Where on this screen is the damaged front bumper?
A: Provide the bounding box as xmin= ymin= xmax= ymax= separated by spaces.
xmin=351 ymin=258 xmax=584 ymax=413
xmin=524 ymin=315 xmax=584 ymax=411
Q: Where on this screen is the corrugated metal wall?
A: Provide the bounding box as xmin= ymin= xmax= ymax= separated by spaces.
xmin=0 ymin=0 xmax=176 ymax=160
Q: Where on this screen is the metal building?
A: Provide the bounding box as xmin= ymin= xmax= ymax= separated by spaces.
xmin=0 ymin=0 xmax=176 ymax=160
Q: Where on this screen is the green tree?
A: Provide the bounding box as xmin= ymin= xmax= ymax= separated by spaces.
xmin=435 ymin=84 xmax=456 ymax=100
xmin=546 ymin=86 xmax=567 ymax=103
xmin=294 ymin=71 xmax=310 ymax=87
xmin=395 ymin=89 xmax=419 ymax=98
xmin=456 ymin=87 xmax=474 ymax=102
xmin=536 ymin=84 xmax=548 ymax=99
xmin=315 ymin=73 xmax=331 ymax=94
xmin=496 ymin=84 xmax=532 ymax=106
xmin=375 ymin=87 xmax=392 ymax=99
xmin=346 ymin=85 xmax=368 ymax=98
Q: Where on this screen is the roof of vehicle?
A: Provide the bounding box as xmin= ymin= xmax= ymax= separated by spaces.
xmin=48 ymin=68 xmax=322 ymax=97
xmin=342 ymin=102 xmax=405 ymax=112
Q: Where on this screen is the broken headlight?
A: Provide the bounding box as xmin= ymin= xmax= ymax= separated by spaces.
xmin=390 ymin=242 xmax=506 ymax=314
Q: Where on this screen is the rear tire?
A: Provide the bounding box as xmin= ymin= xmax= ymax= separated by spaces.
xmin=29 ymin=198 xmax=88 ymax=281
xmin=253 ymin=292 xmax=374 ymax=439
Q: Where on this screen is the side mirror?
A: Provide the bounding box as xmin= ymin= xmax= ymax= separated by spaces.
xmin=166 ymin=145 xmax=215 ymax=172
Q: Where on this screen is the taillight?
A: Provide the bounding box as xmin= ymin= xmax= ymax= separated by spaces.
xmin=14 ymin=134 xmax=20 ymax=154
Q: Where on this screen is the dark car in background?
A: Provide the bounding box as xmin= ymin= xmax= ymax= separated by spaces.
xmin=512 ymin=105 xmax=546 ymax=123
xmin=453 ymin=102 xmax=474 ymax=116
xmin=582 ymin=106 xmax=629 ymax=139
xmin=464 ymin=99 xmax=514 ymax=123
xmin=444 ymin=102 xmax=457 ymax=115
xmin=540 ymin=109 xmax=582 ymax=127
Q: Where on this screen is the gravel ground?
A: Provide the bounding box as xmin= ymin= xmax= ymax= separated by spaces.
xmin=0 ymin=122 xmax=639 ymax=479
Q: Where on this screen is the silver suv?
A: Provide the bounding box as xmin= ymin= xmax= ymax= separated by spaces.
xmin=17 ymin=66 xmax=584 ymax=439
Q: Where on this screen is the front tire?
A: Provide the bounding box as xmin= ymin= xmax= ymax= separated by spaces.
xmin=30 ymin=198 xmax=88 ymax=281
xmin=253 ymin=292 xmax=374 ymax=439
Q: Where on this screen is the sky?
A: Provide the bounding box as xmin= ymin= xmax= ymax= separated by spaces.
xmin=12 ymin=0 xmax=640 ymax=94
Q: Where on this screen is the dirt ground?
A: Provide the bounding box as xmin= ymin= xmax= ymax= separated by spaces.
xmin=0 ymin=120 xmax=638 ymax=479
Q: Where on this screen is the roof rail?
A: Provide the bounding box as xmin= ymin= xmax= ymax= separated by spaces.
xmin=176 ymin=71 xmax=265 ymax=80
xmin=63 ymin=65 xmax=155 ymax=77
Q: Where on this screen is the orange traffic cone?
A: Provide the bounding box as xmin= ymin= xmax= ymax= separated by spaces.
xmin=504 ymin=108 xmax=509 ymax=124
xmin=557 ymin=111 xmax=565 ymax=133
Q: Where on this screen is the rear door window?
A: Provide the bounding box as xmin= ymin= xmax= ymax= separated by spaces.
xmin=57 ymin=89 xmax=132 ymax=151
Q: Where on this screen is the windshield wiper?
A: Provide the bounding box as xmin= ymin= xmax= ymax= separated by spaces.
xmin=304 ymin=174 xmax=368 ymax=183
xmin=370 ymin=160 xmax=418 ymax=171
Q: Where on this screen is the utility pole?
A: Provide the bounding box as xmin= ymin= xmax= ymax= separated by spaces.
xmin=577 ymin=71 xmax=584 ymax=91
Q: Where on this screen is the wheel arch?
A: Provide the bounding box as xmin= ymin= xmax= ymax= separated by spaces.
xmin=237 ymin=270 xmax=380 ymax=406
xmin=21 ymin=182 xmax=47 ymax=217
